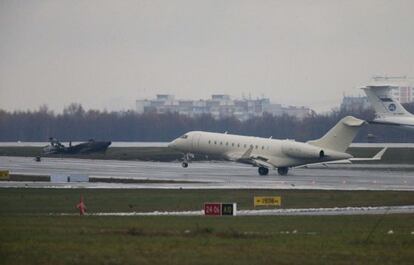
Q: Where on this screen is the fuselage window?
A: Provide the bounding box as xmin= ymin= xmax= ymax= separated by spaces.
xmin=226 ymin=142 xmax=228 ymax=146
xmin=255 ymin=145 xmax=258 ymax=149
xmin=214 ymin=141 xmax=217 ymax=144
xmin=250 ymin=144 xmax=253 ymax=148
xmin=232 ymin=143 xmax=234 ymax=147
xmin=244 ymin=144 xmax=247 ymax=148
xmin=261 ymin=146 xmax=264 ymax=150
xmin=208 ymin=140 xmax=211 ymax=144
xmin=237 ymin=143 xmax=240 ymax=147
xmin=220 ymin=142 xmax=223 ymax=145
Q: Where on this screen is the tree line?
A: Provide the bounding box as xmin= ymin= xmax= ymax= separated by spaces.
xmin=1 ymin=103 xmax=414 ymax=142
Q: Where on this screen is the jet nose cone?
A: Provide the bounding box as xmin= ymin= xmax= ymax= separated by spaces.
xmin=168 ymin=140 xmax=176 ymax=149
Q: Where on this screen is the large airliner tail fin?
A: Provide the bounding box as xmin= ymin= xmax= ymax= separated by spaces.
xmin=307 ymin=116 xmax=365 ymax=153
xmin=361 ymin=85 xmax=412 ymax=117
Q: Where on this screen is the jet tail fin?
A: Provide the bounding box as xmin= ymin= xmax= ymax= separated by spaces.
xmin=361 ymin=85 xmax=412 ymax=117
xmin=307 ymin=116 xmax=365 ymax=153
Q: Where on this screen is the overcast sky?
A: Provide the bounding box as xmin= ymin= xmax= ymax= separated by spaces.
xmin=1 ymin=0 xmax=414 ymax=112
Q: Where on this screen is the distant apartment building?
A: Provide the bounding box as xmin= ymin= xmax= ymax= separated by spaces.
xmin=392 ymin=86 xmax=414 ymax=103
xmin=340 ymin=95 xmax=371 ymax=111
xmin=371 ymin=76 xmax=414 ymax=103
xmin=136 ymin=94 xmax=312 ymax=120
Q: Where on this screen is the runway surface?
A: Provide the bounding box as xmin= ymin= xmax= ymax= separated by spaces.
xmin=0 ymin=156 xmax=413 ymax=190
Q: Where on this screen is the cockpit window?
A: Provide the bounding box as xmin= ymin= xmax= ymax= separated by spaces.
xmin=180 ymin=134 xmax=189 ymax=139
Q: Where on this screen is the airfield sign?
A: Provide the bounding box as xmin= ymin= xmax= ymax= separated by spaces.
xmin=204 ymin=203 xmax=221 ymax=216
xmin=254 ymin=196 xmax=282 ymax=207
xmin=204 ymin=203 xmax=237 ymax=216
xmin=0 ymin=170 xmax=10 ymax=180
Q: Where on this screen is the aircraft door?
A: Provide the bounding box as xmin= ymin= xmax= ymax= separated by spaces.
xmin=191 ymin=133 xmax=201 ymax=152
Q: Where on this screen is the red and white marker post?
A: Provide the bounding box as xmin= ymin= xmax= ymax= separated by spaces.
xmin=76 ymin=195 xmax=87 ymax=216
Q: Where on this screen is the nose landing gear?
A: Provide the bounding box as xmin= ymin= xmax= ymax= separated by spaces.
xmin=181 ymin=153 xmax=193 ymax=168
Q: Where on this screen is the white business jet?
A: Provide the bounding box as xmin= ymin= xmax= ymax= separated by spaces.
xmin=361 ymin=85 xmax=414 ymax=128
xmin=168 ymin=116 xmax=384 ymax=176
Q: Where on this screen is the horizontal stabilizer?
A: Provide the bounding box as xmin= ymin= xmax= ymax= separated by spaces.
xmin=297 ymin=160 xmax=351 ymax=168
xmin=298 ymin=147 xmax=387 ymax=168
xmin=349 ymin=147 xmax=387 ymax=162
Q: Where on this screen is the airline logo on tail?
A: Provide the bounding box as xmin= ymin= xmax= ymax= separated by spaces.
xmin=388 ymin=104 xmax=396 ymax=112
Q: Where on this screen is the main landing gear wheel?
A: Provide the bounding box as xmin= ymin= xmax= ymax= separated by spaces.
xmin=181 ymin=161 xmax=189 ymax=168
xmin=277 ymin=167 xmax=289 ymax=176
xmin=258 ymin=167 xmax=269 ymax=176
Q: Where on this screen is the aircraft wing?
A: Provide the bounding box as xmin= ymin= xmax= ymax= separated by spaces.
xmin=249 ymin=158 xmax=275 ymax=169
xmin=225 ymin=147 xmax=276 ymax=169
xmin=225 ymin=146 xmax=253 ymax=161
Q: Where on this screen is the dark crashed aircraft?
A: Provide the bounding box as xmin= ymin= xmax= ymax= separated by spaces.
xmin=42 ymin=138 xmax=111 ymax=155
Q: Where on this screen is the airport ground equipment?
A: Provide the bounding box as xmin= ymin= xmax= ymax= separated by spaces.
xmin=42 ymin=138 xmax=111 ymax=155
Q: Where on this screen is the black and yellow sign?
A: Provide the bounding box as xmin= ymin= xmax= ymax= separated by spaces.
xmin=221 ymin=203 xmax=235 ymax=216
xmin=0 ymin=170 xmax=10 ymax=180
xmin=254 ymin=196 xmax=281 ymax=207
